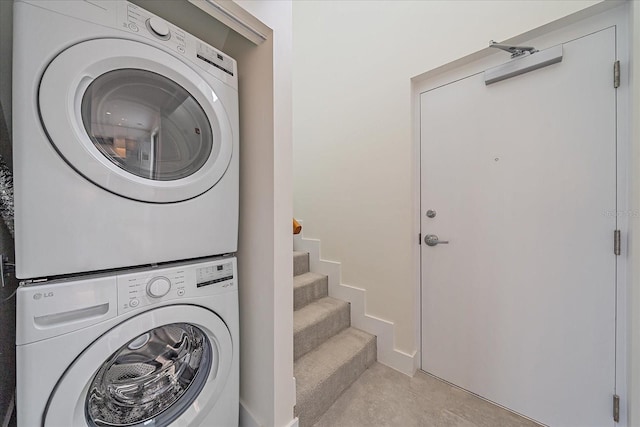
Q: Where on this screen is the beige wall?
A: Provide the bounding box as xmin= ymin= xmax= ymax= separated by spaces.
xmin=292 ymin=0 xmax=603 ymax=357
xmin=293 ymin=0 xmax=640 ymax=423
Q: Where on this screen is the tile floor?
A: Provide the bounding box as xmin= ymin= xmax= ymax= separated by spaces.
xmin=313 ymin=362 xmax=542 ymax=427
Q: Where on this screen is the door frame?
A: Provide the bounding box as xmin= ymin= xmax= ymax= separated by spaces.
xmin=411 ymin=3 xmax=631 ymax=425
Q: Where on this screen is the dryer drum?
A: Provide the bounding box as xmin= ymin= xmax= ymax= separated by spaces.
xmin=80 ymin=68 xmax=215 ymax=182
xmin=85 ymin=323 xmax=214 ymax=426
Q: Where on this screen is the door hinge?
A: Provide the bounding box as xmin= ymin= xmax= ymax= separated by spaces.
xmin=418 ymin=233 xmax=422 ymax=245
xmin=614 ymin=60 xmax=620 ymax=88
xmin=613 ymin=394 xmax=620 ymax=422
xmin=614 ymin=230 xmax=621 ymax=256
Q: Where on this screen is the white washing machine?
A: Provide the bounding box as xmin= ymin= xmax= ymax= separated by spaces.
xmin=16 ymin=256 xmax=239 ymax=427
xmin=12 ymin=0 xmax=239 ymax=279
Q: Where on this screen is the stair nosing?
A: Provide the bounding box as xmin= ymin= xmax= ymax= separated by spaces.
xmin=293 ymin=296 xmax=349 ymax=332
xmin=293 ymin=271 xmax=326 ymax=287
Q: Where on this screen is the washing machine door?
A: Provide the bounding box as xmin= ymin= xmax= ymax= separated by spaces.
xmin=44 ymin=305 xmax=233 ymax=426
xmin=39 ymin=38 xmax=234 ymax=203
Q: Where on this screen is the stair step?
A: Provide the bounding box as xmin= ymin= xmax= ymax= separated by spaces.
xmin=294 ymin=272 xmax=328 ymax=310
xmin=294 ymin=297 xmax=350 ymax=360
xmin=293 ymin=251 xmax=310 ymax=276
xmin=294 ymin=327 xmax=377 ymax=427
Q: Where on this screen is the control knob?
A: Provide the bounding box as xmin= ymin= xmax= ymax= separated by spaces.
xmin=147 ymin=276 xmax=171 ymax=298
xmin=147 ymin=17 xmax=170 ymax=39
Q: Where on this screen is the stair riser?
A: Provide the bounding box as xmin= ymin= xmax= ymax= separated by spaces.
xmin=296 ymin=336 xmax=376 ymax=427
xmin=294 ymin=275 xmax=328 ymax=310
xmin=293 ymin=252 xmax=310 ymax=276
xmin=295 ymin=302 xmax=350 ymax=360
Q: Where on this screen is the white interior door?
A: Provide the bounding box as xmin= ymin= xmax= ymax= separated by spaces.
xmin=420 ymin=27 xmax=617 ymax=427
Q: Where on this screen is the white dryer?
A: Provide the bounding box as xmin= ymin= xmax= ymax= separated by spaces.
xmin=12 ymin=0 xmax=239 ymax=279
xmin=16 ymin=256 xmax=239 ymax=427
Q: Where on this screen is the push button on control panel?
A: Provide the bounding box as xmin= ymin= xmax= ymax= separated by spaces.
xmin=147 ymin=276 xmax=172 ymax=298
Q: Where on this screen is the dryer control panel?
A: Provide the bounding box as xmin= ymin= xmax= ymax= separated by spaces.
xmin=117 ymin=257 xmax=236 ymax=315
xmin=122 ymin=4 xmax=187 ymax=55
xmin=120 ymin=2 xmax=237 ymax=86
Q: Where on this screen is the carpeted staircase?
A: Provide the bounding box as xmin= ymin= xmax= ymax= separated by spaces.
xmin=293 ymin=251 xmax=377 ymax=426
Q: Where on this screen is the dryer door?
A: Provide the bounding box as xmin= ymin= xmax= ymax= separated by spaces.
xmin=39 ymin=38 xmax=234 ymax=203
xmin=44 ymin=305 xmax=233 ymax=426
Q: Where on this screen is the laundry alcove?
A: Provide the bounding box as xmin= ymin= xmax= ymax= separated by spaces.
xmin=0 ymin=0 xmax=295 ymax=425
xmin=128 ymin=2 xmax=295 ymax=425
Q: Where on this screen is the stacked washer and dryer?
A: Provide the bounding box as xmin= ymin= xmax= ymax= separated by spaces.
xmin=12 ymin=1 xmax=240 ymax=426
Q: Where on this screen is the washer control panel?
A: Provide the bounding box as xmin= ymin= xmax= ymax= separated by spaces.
xmin=117 ymin=257 xmax=236 ymax=314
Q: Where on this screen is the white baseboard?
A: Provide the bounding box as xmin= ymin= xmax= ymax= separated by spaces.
xmin=285 ymin=418 xmax=299 ymax=427
xmin=239 ymin=401 xmax=298 ymax=427
xmin=294 ymin=230 xmax=417 ymax=376
xmin=240 ymin=401 xmax=262 ymax=427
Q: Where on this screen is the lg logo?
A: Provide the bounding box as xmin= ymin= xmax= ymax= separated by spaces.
xmin=33 ymin=292 xmax=54 ymax=300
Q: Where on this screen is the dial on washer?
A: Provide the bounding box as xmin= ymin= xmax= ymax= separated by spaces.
xmin=147 ymin=277 xmax=172 ymax=298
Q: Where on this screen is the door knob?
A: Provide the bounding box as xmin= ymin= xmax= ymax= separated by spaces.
xmin=424 ymin=234 xmax=449 ymax=246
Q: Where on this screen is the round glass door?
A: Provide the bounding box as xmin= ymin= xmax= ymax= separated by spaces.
xmin=38 ymin=38 xmax=235 ymax=203
xmin=85 ymin=323 xmax=214 ymax=427
xmin=81 ymin=69 xmax=214 ymax=182
xmin=44 ymin=305 xmax=234 ymax=426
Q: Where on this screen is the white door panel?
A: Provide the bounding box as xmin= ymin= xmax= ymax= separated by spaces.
xmin=421 ymin=27 xmax=616 ymax=427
